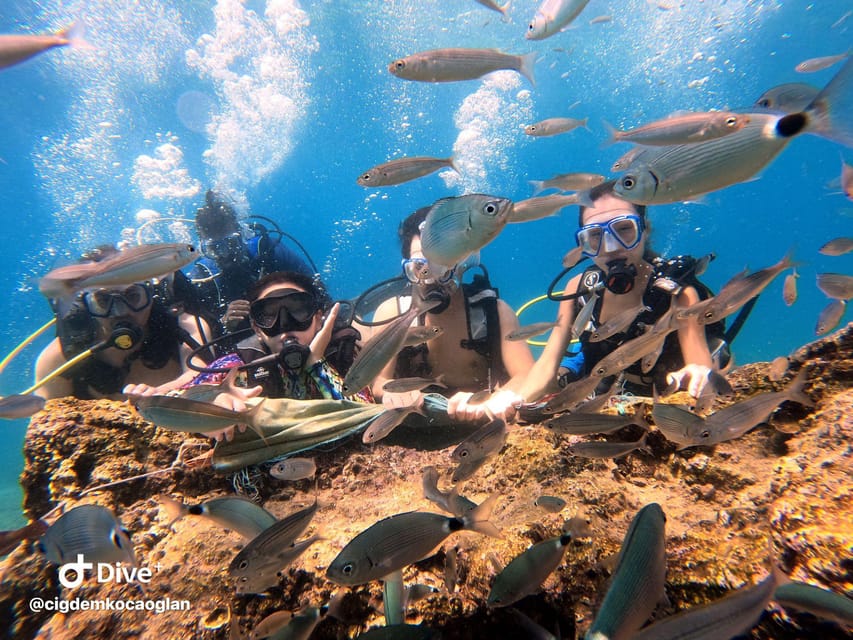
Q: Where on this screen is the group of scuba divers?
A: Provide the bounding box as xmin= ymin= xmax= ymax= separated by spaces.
xmin=32 ymin=181 xmax=740 ymax=442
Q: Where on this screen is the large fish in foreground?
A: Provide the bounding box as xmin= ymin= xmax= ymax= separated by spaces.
xmin=39 ymin=504 xmax=136 ymax=566
xmin=0 ymin=24 xmax=87 ymax=70
xmin=326 ymin=497 xmax=500 ymax=586
xmin=526 ymin=0 xmax=592 ymax=40
xmin=388 ymin=48 xmax=536 ymax=85
xmin=613 ymin=56 xmax=853 ymax=204
xmin=420 ymin=194 xmax=514 ymax=270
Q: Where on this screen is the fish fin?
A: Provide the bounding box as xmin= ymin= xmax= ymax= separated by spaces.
xmin=575 ymin=189 xmax=594 ymax=208
xmin=529 ymin=179 xmax=547 ymax=195
xmin=464 ymin=493 xmax=502 ymax=538
xmin=803 ymin=55 xmax=853 ymax=146
xmin=519 ymin=52 xmax=537 ymax=87
xmin=784 ymin=368 xmax=814 ymax=407
xmin=634 ymin=405 xmax=651 ymax=430
xmin=600 ymin=119 xmax=619 ymax=148
xmin=159 ymin=495 xmax=188 ymax=527
xmin=58 ymin=22 xmax=94 ymax=50
xmin=448 ymin=157 xmax=460 ymax=175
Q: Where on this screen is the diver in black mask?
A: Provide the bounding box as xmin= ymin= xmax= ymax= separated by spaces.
xmin=513 ymin=180 xmax=722 ymax=407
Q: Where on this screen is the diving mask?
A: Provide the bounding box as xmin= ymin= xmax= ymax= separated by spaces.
xmin=250 ymin=288 xmax=318 ymax=336
xmin=401 ymin=257 xmax=454 ymax=285
xmin=576 ymin=213 xmax=644 ymax=258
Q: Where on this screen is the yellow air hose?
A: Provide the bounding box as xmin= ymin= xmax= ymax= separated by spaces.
xmin=0 ymin=318 xmax=56 ymax=376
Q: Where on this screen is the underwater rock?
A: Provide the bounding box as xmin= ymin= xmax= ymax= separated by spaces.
xmin=0 ymin=324 xmax=851 ymax=639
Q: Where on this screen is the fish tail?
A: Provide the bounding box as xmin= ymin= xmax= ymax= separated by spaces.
xmin=448 ymin=157 xmax=460 ymax=175
xmin=634 ymin=406 xmax=651 ymax=431
xmin=159 ymin=495 xmax=188 ymax=527
xmin=529 ymin=179 xmax=546 ymax=195
xmin=576 ymin=189 xmax=594 ymax=208
xmin=518 ymin=52 xmax=537 ymax=87
xmin=785 ymin=368 xmax=814 ymax=407
xmin=638 ymin=432 xmax=653 ymax=456
xmin=58 ymin=21 xmax=93 ymax=50
xmin=801 ymin=55 xmax=853 ymax=147
xmin=600 ymin=119 xmax=619 ymax=148
xmin=463 ymin=493 xmax=502 ymax=538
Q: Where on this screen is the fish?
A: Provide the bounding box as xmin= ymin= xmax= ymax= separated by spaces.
xmin=383 ymin=375 xmax=446 ymax=394
xmin=487 ymin=532 xmax=573 ymax=607
xmin=606 ymin=112 xmax=750 ymax=146
xmin=768 ymin=356 xmax=789 ymax=382
xmin=249 ymin=610 xmax=292 ymax=640
xmin=132 ymin=395 xmax=268 ymax=442
xmin=589 ymin=320 xmax=675 ymax=379
xmin=543 ymin=373 xmax=602 ymax=414
xmin=269 ymin=457 xmax=317 ymax=481
xmin=562 ymin=245 xmax=586 ymax=269
xmin=325 ymin=497 xmax=500 ymax=585
xmin=420 ymin=194 xmax=513 ymax=270
xmin=818 ymin=236 xmax=853 ymax=256
xmin=228 ymin=501 xmax=318 ymax=587
xmin=651 ymin=403 xmax=711 ymax=450
xmin=422 ymin=467 xmax=478 ymax=516
xmin=402 ymin=325 xmax=444 ymax=347
xmin=39 ymin=243 xmax=197 ymax=299
xmin=530 ymin=172 xmax=605 ymax=194
xmin=0 ymin=23 xmax=87 ymax=70
xmin=235 ymin=535 xmax=321 ymax=595
xmin=357 ymin=157 xmax=456 ymax=188
xmin=629 ymin=572 xmax=779 ymax=640
xmin=0 ymin=394 xmax=45 ymax=419
xmin=251 ymin=606 xmax=324 ymax=640
xmin=544 ymin=408 xmax=648 ymax=436
xmin=563 ymin=515 xmax=593 ymax=538
xmin=816 ymin=273 xmax=853 ymax=300
xmin=452 ymin=454 xmax=491 ymax=483
xmin=161 ymin=496 xmax=276 ymax=540
xmin=753 ymin=82 xmax=821 ymax=113
xmin=383 ymin=569 xmax=406 ymax=625
xmin=526 ymin=0 xmax=592 ymax=40
xmin=406 ymin=583 xmax=440 ymax=605
xmin=506 ymin=321 xmax=559 ymax=342
xmin=680 ymin=252 xmax=796 ymax=326
xmin=525 ymin=117 xmax=589 ymax=137
xmin=572 ymin=289 xmax=601 ymax=338
xmin=0 ymin=519 xmax=49 ymax=557
xmin=473 ymin=0 xmax=510 ymax=15
xmin=568 ymin=433 xmax=651 ymax=459
xmin=693 ymin=252 xmax=715 ymax=277
xmin=796 ymin=51 xmax=851 ymax=74
xmin=588 ymin=303 xmax=651 ymax=342
xmin=589 ymin=15 xmax=612 ymax=24
xmin=451 ymin=418 xmax=507 ymax=462
xmin=534 ymin=495 xmax=567 ymax=513
xmin=363 ymin=406 xmax=421 ymax=443
xmin=611 ymin=146 xmax=649 ymax=172
xmin=585 ymin=503 xmax=667 ymax=640
xmin=509 ymin=194 xmax=583 ymax=223
xmin=39 ymin=504 xmax=137 ymax=567
xmin=816 ymin=299 xmax=847 ymax=335
xmin=842 ymin=159 xmax=853 ymax=200
xmin=388 ymin=48 xmax=536 ymax=85
xmin=444 ymin=548 xmax=458 ymax=593
xmin=782 ymin=269 xmax=799 ymax=306
xmin=343 ymin=296 xmax=441 ymax=394
xmin=774 ymin=581 xmax=853 ymax=626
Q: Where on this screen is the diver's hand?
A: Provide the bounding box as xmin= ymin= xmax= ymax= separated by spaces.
xmin=122 ymin=383 xmax=161 ymax=397
xmin=666 ymin=364 xmax=713 ymax=398
xmin=308 ymin=302 xmax=340 ymax=366
xmin=221 ymin=299 xmax=251 ymax=332
xmin=209 ymin=385 xmax=263 ymax=442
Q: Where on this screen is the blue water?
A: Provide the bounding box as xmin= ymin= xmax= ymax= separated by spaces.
xmin=1 ymin=0 xmax=851 ymax=528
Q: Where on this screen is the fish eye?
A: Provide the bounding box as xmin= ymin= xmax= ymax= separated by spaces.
xmin=112 ymin=531 xmax=124 ymax=549
xmin=596 ymin=366 xmax=606 ymax=376
xmin=757 ymin=99 xmax=771 ymax=108
xmin=342 ymin=563 xmax=354 ymax=575
xmin=240 ymin=577 xmax=248 ymax=583
xmin=725 ymin=116 xmax=738 ymax=126
xmin=459 ymin=449 xmax=469 ymax=458
xmin=703 ymin=311 xmax=714 ymax=319
xmin=622 ymin=176 xmax=636 ymax=190
xmin=395 ymin=60 xmax=405 ymax=70
xmin=483 ymin=202 xmax=499 ymax=215
xmin=361 ymin=174 xmax=371 ymax=181
xmin=700 ymin=430 xmax=711 ymax=439
xmin=239 ymin=560 xmax=248 ymax=570
xmin=528 ymin=22 xmax=535 ymax=31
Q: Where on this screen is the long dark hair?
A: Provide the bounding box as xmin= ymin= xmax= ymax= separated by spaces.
xmin=398 ymin=206 xmax=431 ymax=259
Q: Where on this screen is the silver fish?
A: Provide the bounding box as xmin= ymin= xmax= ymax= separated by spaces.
xmin=133 ymin=395 xmax=268 ymax=441
xmin=388 ymin=48 xmax=536 ymax=85
xmin=383 ymin=376 xmax=446 ymax=394
xmin=235 ymin=535 xmax=321 ymax=595
xmin=768 ymin=356 xmax=789 ymax=382
xmin=506 ymin=321 xmax=559 ymax=342
xmin=402 ymin=325 xmax=444 ymax=347
xmin=487 ymin=532 xmax=573 ymax=607
xmin=590 ymin=323 xmax=674 ymax=379
xmin=251 ymin=606 xmax=323 ymax=640
xmin=162 ymin=496 xmax=276 ymax=540
xmin=357 ymin=157 xmax=456 ymax=188
xmin=588 ymin=303 xmax=651 ymax=342
xmin=782 ymin=269 xmax=799 ymax=306
xmin=420 ymin=194 xmax=513 ymax=269
xmin=509 ymin=194 xmax=583 ymax=223
xmin=818 ymin=236 xmax=853 ymax=256
xmin=406 ymin=583 xmax=440 ymax=605
xmin=228 ymin=501 xmax=318 ymax=585
xmin=590 ymin=14 xmax=612 ymax=24
xmin=572 ymin=289 xmax=600 ymax=338
xmin=816 ymin=272 xmax=853 ymax=300
xmin=344 ymin=297 xmax=441 ymax=394
xmin=611 ymin=146 xmax=649 ymax=172
xmin=526 ymin=0 xmax=592 ymax=40
xmin=753 ymin=82 xmax=820 ymax=113
xmin=0 ymin=394 xmax=45 ymax=419
xmin=543 ymin=373 xmax=602 ymax=414
xmin=39 ymin=243 xmax=197 ymax=299
xmin=568 ymin=433 xmax=650 ymax=460
xmin=607 ymin=112 xmax=749 ymax=146
xmin=0 ymin=24 xmax=83 ymax=70
xmin=451 ymin=454 xmax=491 ymax=483
xmin=545 ymin=409 xmax=648 ymax=436
xmin=630 ymin=572 xmax=779 ymax=640
xmin=563 ymin=515 xmax=593 ymax=538
xmin=269 ymin=457 xmax=316 ymax=481
xmin=562 ymin=245 xmax=586 ymax=269
xmin=651 ymin=403 xmax=711 ymax=449
xmin=525 ymin=117 xmax=589 ymax=137
xmin=842 ymin=159 xmax=853 ymax=200
xmin=444 ymin=547 xmax=458 ymax=593
xmin=39 ymin=504 xmax=136 ymax=567
xmin=816 ymin=299 xmax=847 ymax=335
xmin=796 ymin=51 xmax=851 ymax=74
xmin=473 ymin=0 xmax=510 ymax=15
xmin=585 ymin=503 xmax=667 ymax=640
xmin=325 ymin=497 xmax=500 ymax=585
xmin=530 ymin=172 xmax=605 ymax=194
xmin=383 ymin=569 xmax=406 ymax=625
xmin=363 ymin=406 xmax=420 ymax=443
xmin=451 ymin=418 xmax=507 ymax=462
xmin=534 ymin=495 xmax=567 ymax=513
xmin=774 ymin=581 xmax=853 ymax=626
xmin=249 ymin=610 xmax=292 ymax=640
xmin=421 ymin=467 xmax=478 ymax=516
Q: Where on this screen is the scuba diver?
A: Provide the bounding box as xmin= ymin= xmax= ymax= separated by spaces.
xmin=35 ymin=246 xmax=215 ymax=400
xmin=365 ymin=206 xmax=534 ymax=421
xmin=515 ymin=180 xmax=729 ymax=406
xmin=186 ymin=190 xmax=315 ymax=342
xmin=167 ymin=270 xmax=371 ymax=441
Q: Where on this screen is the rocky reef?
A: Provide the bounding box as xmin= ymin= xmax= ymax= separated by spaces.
xmin=0 ymin=324 xmax=851 ymax=640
